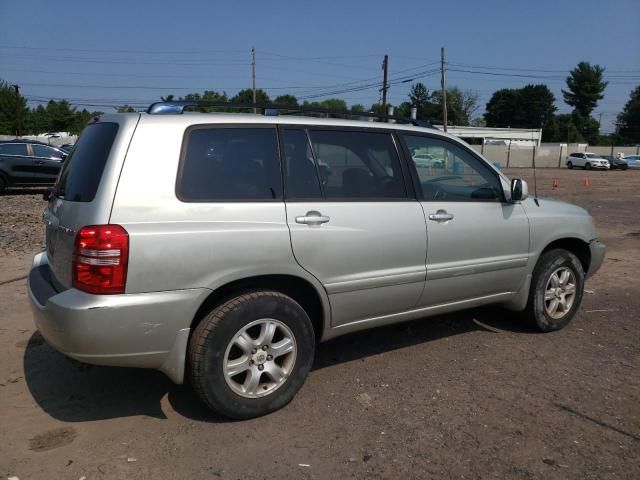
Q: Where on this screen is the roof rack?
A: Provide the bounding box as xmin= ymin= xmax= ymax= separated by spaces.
xmin=146 ymin=101 xmax=438 ymax=129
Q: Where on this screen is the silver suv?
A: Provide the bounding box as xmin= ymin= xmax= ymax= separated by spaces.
xmin=28 ymin=104 xmax=605 ymax=419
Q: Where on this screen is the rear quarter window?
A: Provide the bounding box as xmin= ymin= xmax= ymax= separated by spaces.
xmin=54 ymin=122 xmax=119 ymax=202
xmin=177 ymin=126 xmax=281 ymax=202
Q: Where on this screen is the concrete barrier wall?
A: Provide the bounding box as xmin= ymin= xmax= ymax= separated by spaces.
xmin=0 ymin=135 xmax=78 ymax=146
xmin=474 ymin=143 xmax=640 ymax=168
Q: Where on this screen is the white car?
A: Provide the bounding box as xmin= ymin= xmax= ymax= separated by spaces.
xmin=623 ymin=155 xmax=640 ymax=169
xmin=566 ymin=152 xmax=610 ymax=170
xmin=412 ymin=153 xmax=444 ymax=168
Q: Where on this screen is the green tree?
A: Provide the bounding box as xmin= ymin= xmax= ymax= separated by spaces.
xmin=273 ymin=94 xmax=298 ymax=106
xmin=408 ymin=82 xmax=438 ymax=121
xmin=484 ymin=88 xmax=522 ymax=127
xmin=431 ymin=87 xmax=479 ymax=125
xmin=544 ymin=114 xmax=585 ymax=143
xmin=0 ymin=80 xmax=27 ymax=135
xmin=46 ymin=100 xmax=76 ymax=132
xmin=231 ymin=88 xmax=270 ymax=105
xmin=25 ymin=104 xmax=49 ymax=134
xmin=616 ymin=85 xmax=640 ymax=144
xmin=117 ymin=105 xmax=136 ymax=113
xmin=562 ymin=61 xmax=607 ymax=117
xmin=160 ymin=94 xmax=175 ymax=102
xmin=485 ymin=84 xmax=556 ymax=131
xmin=183 ymin=90 xmax=229 ymax=111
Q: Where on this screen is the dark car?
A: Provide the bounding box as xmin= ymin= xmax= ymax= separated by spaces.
xmin=59 ymin=143 xmax=75 ymax=153
xmin=602 ymin=155 xmax=629 ymax=170
xmin=0 ymin=140 xmax=67 ymax=193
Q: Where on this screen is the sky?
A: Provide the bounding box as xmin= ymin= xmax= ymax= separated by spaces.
xmin=1 ymin=0 xmax=639 ymax=132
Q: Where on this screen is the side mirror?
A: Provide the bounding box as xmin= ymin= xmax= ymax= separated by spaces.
xmin=510 ymin=178 xmax=528 ymax=202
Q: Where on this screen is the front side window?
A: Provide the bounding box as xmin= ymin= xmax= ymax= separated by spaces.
xmin=179 ymin=127 xmax=281 ymax=201
xmin=403 ymin=135 xmax=502 ymax=202
xmin=0 ymin=143 xmax=27 ymax=156
xmin=307 ymin=129 xmax=406 ymax=199
xmin=32 ymin=144 xmax=64 ymax=159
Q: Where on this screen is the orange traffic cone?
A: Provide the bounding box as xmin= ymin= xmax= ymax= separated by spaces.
xmin=582 ymin=177 xmax=590 ymax=187
xmin=552 ymin=178 xmax=558 ymax=189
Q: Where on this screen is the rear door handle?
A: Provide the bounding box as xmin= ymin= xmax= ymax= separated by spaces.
xmin=428 ymin=210 xmax=454 ymax=222
xmin=295 ymin=210 xmax=330 ymax=226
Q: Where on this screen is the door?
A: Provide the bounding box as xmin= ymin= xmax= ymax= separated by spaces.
xmin=30 ymin=144 xmax=65 ymax=183
xmin=0 ymin=143 xmax=31 ymax=184
xmin=401 ymin=134 xmax=530 ymax=306
xmin=282 ymin=127 xmax=427 ymax=326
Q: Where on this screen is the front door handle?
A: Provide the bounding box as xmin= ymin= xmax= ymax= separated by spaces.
xmin=295 ymin=210 xmax=330 ymax=226
xmin=428 ymin=210 xmax=454 ymax=222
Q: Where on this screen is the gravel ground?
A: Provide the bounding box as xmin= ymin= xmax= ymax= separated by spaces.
xmin=0 ymin=169 xmax=639 ymax=480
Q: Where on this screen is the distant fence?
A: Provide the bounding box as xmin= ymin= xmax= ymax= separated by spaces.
xmin=0 ymin=135 xmax=78 ymax=146
xmin=471 ymin=143 xmax=640 ymax=168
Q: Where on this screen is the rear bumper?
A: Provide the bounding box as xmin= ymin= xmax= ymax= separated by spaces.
xmin=587 ymin=239 xmax=606 ymax=278
xmin=27 ymin=251 xmax=209 ymax=383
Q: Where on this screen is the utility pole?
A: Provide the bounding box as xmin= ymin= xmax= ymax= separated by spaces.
xmin=12 ymin=84 xmax=22 ymax=137
xmin=251 ymin=47 xmax=257 ymax=114
xmin=440 ymin=47 xmax=447 ymax=132
xmin=381 ymin=54 xmax=388 ymax=114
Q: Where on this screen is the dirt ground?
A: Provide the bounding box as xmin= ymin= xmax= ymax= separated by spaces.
xmin=1 ymin=168 xmax=638 ymax=480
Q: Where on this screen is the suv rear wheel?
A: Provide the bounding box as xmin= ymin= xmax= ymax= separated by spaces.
xmin=566 ymin=161 xmax=573 ymax=169
xmin=524 ymin=249 xmax=585 ymax=332
xmin=188 ymin=291 xmax=315 ymax=419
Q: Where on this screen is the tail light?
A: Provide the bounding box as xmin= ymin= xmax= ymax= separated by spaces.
xmin=73 ymin=224 xmax=129 ymax=294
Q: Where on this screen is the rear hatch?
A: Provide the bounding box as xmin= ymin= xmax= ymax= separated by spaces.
xmin=44 ymin=115 xmax=139 ymax=290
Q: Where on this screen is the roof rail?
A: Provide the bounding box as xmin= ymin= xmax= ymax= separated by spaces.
xmin=146 ymin=101 xmax=438 ymax=129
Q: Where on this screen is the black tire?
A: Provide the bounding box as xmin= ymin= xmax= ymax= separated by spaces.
xmin=567 ymin=161 xmax=573 ymax=169
xmin=585 ymin=163 xmax=592 ymax=170
xmin=188 ymin=291 xmax=316 ymax=419
xmin=524 ymin=249 xmax=585 ymax=332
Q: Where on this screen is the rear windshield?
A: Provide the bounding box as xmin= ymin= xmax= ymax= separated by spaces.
xmin=54 ymin=122 xmax=119 ymax=202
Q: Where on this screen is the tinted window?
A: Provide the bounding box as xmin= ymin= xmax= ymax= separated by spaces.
xmin=54 ymin=122 xmax=119 ymax=202
xmin=308 ymin=130 xmax=406 ymax=199
xmin=404 ymin=135 xmax=502 ymax=202
xmin=32 ymin=144 xmax=64 ymax=159
xmin=282 ymin=129 xmax=322 ymax=198
xmin=179 ymin=127 xmax=281 ymax=201
xmin=0 ymin=143 xmax=27 ymax=156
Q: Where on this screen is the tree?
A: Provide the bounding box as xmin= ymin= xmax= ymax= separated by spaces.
xmin=484 ymin=84 xmax=556 ymax=131
xmin=117 ymin=105 xmax=136 ymax=113
xmin=160 ymin=94 xmax=175 ymax=102
xmin=46 ymin=100 xmax=76 ymax=132
xmin=431 ymin=87 xmax=479 ymax=125
xmin=0 ymin=80 xmax=27 ymax=135
xmin=544 ymin=113 xmax=585 ymax=143
xmin=562 ymin=62 xmax=607 ymax=117
xmin=231 ymin=88 xmax=270 ymax=105
xmin=183 ymin=90 xmax=229 ymax=111
xmin=616 ymin=85 xmax=640 ymax=144
xmin=408 ymin=82 xmax=438 ymax=121
xmin=484 ymin=88 xmax=522 ymax=127
xmin=273 ymin=94 xmax=298 ymax=106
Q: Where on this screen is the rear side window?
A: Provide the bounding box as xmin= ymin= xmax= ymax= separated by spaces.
xmin=54 ymin=122 xmax=119 ymax=202
xmin=0 ymin=143 xmax=27 ymax=156
xmin=307 ymin=129 xmax=406 ymax=199
xmin=178 ymin=127 xmax=281 ymax=201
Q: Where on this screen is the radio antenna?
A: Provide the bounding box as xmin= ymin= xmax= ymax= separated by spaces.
xmin=532 ymin=129 xmax=539 ymax=206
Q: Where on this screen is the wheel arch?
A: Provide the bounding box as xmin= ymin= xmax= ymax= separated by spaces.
xmin=539 ymin=237 xmax=591 ymax=273
xmin=189 ymin=274 xmax=329 ymax=343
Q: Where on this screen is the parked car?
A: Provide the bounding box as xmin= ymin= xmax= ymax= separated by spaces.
xmin=602 ymin=155 xmax=628 ymax=170
xmin=59 ymin=143 xmax=75 ymax=153
xmin=28 ymin=105 xmax=605 ymax=419
xmin=622 ymin=155 xmax=640 ymax=169
xmin=0 ymin=140 xmax=67 ymax=193
xmin=412 ymin=152 xmax=444 ymax=168
xmin=566 ymin=152 xmax=610 ymax=170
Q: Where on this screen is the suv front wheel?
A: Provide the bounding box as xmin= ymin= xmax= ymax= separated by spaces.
xmin=188 ymin=291 xmax=315 ymax=419
xmin=524 ymin=249 xmax=585 ymax=332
